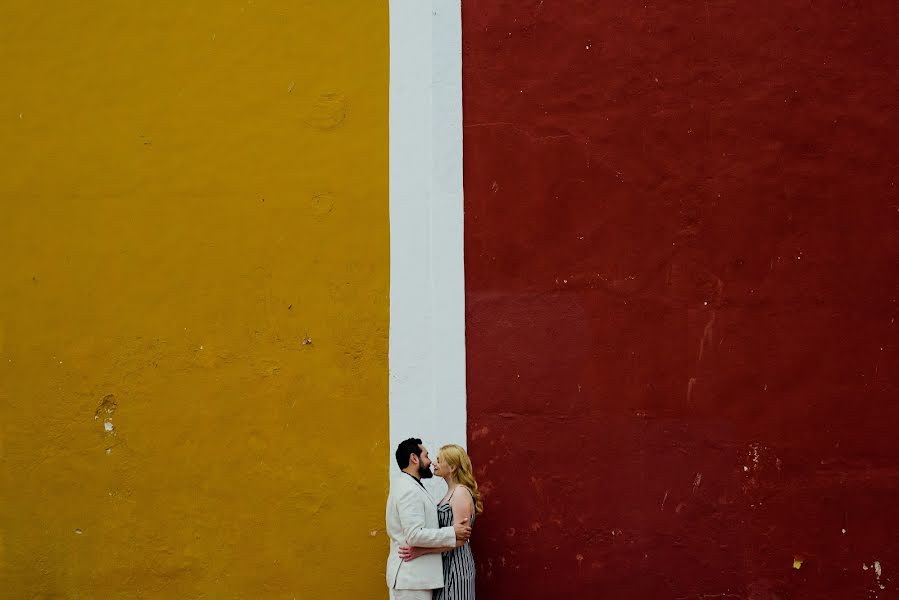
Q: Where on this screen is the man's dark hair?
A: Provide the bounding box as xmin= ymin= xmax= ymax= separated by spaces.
xmin=395 ymin=438 xmax=423 ymax=469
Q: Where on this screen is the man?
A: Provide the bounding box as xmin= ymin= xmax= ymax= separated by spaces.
xmin=386 ymin=438 xmax=471 ymax=600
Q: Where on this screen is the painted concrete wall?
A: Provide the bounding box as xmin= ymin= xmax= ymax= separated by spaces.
xmin=464 ymin=1 xmax=897 ymax=598
xmin=0 ymin=2 xmax=389 ymax=598
xmin=389 ymin=0 xmax=468 ymax=491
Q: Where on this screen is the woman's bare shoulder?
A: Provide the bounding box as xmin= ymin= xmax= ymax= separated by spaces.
xmin=450 ymin=486 xmax=475 ymax=509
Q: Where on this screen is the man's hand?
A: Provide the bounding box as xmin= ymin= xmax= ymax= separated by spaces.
xmin=398 ymin=545 xmax=423 ymax=562
xmin=454 ymin=518 xmax=471 ymax=542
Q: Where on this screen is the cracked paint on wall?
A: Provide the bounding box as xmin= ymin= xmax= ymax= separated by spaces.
xmin=0 ymin=2 xmax=388 ymax=597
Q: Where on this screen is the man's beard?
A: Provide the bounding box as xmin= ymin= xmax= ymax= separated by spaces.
xmin=419 ymin=464 xmax=433 ymax=479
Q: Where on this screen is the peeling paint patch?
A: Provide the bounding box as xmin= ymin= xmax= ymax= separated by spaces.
xmin=94 ymin=394 xmax=117 ymax=420
xmin=303 ymin=92 xmax=348 ymax=131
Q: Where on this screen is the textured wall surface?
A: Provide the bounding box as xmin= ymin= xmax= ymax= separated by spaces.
xmin=0 ymin=2 xmax=389 ymax=598
xmin=464 ymin=1 xmax=897 ymax=598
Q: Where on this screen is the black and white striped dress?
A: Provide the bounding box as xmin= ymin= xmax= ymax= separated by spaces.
xmin=433 ymin=492 xmax=476 ymax=600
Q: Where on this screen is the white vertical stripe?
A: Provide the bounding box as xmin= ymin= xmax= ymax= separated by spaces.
xmin=388 ymin=0 xmax=466 ymax=498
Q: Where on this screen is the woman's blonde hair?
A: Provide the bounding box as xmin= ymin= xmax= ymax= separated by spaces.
xmin=439 ymin=444 xmax=483 ymax=514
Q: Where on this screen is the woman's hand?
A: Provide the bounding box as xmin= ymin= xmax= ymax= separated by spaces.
xmin=398 ymin=545 xmax=423 ymax=562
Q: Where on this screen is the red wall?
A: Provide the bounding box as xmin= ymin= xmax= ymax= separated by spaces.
xmin=463 ymin=2 xmax=897 ymax=598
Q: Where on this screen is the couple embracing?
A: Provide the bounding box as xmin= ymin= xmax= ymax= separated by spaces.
xmin=386 ymin=438 xmax=483 ymax=600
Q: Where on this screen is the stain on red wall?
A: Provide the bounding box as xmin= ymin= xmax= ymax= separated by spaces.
xmin=463 ymin=2 xmax=897 ymax=597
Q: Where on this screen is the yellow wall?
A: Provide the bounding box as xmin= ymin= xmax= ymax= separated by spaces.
xmin=0 ymin=2 xmax=389 ymax=597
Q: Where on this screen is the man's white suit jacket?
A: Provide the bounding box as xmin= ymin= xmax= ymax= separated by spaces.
xmin=385 ymin=474 xmax=456 ymax=590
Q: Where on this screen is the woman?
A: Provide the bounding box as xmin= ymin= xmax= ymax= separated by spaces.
xmin=399 ymin=444 xmax=483 ymax=600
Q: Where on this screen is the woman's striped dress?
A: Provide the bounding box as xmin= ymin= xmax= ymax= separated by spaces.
xmin=433 ymin=494 xmax=476 ymax=600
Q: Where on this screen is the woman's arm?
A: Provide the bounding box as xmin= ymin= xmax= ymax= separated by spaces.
xmin=448 ymin=486 xmax=474 ymax=549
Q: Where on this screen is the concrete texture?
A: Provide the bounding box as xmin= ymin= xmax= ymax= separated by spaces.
xmin=0 ymin=2 xmax=389 ymax=598
xmin=389 ymin=0 xmax=468 ymax=477
xmin=463 ymin=1 xmax=898 ymax=598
